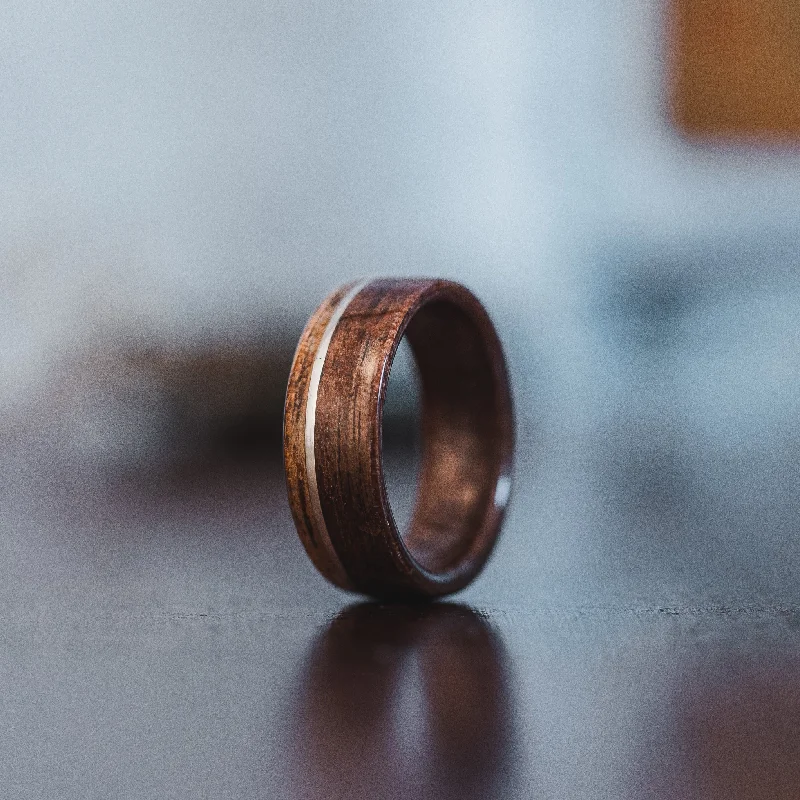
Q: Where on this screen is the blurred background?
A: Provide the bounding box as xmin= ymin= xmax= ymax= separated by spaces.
xmin=4 ymin=0 xmax=800 ymax=591
xmin=3 ymin=2 xmax=800 ymax=796
xmin=3 ymin=0 xmax=800 ymax=604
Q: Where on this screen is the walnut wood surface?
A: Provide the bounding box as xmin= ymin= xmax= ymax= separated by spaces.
xmin=284 ymin=278 xmax=514 ymax=598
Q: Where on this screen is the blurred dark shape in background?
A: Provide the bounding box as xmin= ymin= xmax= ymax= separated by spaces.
xmin=3 ymin=330 xmax=296 ymax=490
xmin=584 ymin=230 xmax=800 ymax=601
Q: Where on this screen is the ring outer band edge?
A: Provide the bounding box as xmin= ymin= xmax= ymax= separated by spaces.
xmin=284 ymin=280 xmax=369 ymax=590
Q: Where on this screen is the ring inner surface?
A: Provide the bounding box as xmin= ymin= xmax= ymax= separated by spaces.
xmin=398 ymin=299 xmax=502 ymax=575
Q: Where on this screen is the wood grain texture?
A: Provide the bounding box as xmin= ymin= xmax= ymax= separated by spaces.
xmin=283 ymin=282 xmax=359 ymax=590
xmin=284 ymin=278 xmax=514 ymax=599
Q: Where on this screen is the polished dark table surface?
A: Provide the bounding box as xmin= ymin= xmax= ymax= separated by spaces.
xmin=3 ymin=416 xmax=799 ymax=800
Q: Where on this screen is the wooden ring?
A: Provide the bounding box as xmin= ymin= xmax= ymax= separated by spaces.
xmin=284 ymin=278 xmax=514 ymax=598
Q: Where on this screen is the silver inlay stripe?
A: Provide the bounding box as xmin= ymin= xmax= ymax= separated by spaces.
xmin=304 ymin=280 xmax=370 ymax=557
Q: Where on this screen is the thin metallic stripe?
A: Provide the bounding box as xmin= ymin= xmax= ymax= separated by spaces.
xmin=304 ymin=279 xmax=370 ymax=567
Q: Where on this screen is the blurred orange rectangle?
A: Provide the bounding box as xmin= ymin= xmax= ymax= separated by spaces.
xmin=670 ymin=0 xmax=800 ymax=138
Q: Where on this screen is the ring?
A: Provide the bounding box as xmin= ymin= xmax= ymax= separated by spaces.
xmin=284 ymin=278 xmax=514 ymax=598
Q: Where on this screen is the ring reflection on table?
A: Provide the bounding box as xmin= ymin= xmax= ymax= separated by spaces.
xmin=286 ymin=603 xmax=522 ymax=800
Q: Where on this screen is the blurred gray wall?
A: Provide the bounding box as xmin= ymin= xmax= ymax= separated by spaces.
xmin=3 ymin=0 xmax=800 ymax=479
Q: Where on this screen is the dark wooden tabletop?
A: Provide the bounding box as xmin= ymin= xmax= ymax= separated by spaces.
xmin=2 ymin=417 xmax=798 ymax=800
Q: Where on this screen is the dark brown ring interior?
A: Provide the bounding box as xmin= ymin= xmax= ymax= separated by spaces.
xmin=387 ymin=299 xmax=507 ymax=576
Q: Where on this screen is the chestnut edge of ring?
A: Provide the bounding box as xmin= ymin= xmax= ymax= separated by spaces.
xmin=283 ymin=278 xmax=514 ymax=599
